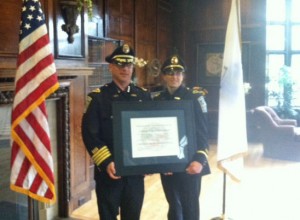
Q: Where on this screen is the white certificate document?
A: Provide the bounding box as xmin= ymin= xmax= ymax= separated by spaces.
xmin=130 ymin=117 xmax=180 ymax=158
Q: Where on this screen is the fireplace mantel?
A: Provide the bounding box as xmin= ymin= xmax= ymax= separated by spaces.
xmin=0 ymin=67 xmax=94 ymax=79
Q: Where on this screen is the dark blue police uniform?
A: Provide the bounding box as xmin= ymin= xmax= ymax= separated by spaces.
xmin=154 ymin=85 xmax=211 ymax=220
xmin=82 ymin=81 xmax=151 ymax=220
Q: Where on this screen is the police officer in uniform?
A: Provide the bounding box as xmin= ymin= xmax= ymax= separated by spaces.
xmin=153 ymin=54 xmax=211 ymax=220
xmin=81 ymin=44 xmax=151 ymax=220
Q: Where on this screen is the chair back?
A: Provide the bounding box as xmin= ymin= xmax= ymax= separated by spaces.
xmin=254 ymin=106 xmax=278 ymax=129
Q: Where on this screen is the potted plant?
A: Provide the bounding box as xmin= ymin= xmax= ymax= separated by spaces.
xmin=77 ymin=0 xmax=93 ymax=19
xmin=272 ymin=65 xmax=299 ymax=120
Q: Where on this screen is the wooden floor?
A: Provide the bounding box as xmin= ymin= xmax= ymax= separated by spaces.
xmin=71 ymin=142 xmax=300 ymax=220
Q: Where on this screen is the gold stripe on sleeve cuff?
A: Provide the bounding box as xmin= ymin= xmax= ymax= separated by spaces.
xmin=92 ymin=146 xmax=112 ymax=166
xmin=197 ymin=150 xmax=208 ymax=158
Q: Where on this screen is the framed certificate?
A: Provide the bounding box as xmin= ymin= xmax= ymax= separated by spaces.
xmin=112 ymin=100 xmax=197 ymax=176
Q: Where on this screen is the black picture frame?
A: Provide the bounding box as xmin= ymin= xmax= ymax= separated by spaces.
xmin=112 ymin=100 xmax=197 ymax=176
xmin=196 ymin=42 xmax=250 ymax=85
xmin=197 ymin=43 xmax=224 ymax=85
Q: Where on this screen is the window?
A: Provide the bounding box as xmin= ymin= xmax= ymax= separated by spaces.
xmin=266 ymin=0 xmax=300 ymax=108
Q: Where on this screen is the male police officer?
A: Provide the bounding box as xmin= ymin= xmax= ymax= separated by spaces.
xmin=154 ymin=54 xmax=211 ymax=220
xmin=82 ymin=44 xmax=151 ymax=220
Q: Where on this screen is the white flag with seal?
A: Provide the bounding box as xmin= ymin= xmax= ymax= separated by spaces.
xmin=217 ymin=0 xmax=248 ymax=182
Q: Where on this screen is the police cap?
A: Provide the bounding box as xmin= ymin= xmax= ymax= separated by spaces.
xmin=161 ymin=55 xmax=186 ymax=74
xmin=105 ymin=44 xmax=135 ymax=65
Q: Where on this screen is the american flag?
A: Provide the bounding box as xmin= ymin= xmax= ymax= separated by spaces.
xmin=10 ymin=0 xmax=59 ymax=203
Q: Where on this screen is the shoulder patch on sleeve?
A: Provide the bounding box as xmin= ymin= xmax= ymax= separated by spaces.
xmin=192 ymin=86 xmax=208 ymax=96
xmin=197 ymin=96 xmax=207 ymax=113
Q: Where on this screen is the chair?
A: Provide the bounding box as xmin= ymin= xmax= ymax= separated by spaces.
xmin=263 ymin=106 xmax=297 ymax=126
xmin=252 ymin=106 xmax=300 ymax=161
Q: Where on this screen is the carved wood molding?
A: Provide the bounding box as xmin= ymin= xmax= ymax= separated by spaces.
xmin=52 ymin=84 xmax=71 ymax=217
xmin=0 ymin=84 xmax=14 ymax=104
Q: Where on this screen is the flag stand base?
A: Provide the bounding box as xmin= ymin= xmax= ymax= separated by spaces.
xmin=210 ymin=214 xmax=233 ymax=220
xmin=210 ymin=174 xmax=234 ymax=220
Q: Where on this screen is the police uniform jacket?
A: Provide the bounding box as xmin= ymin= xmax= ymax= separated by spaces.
xmin=82 ymin=81 xmax=151 ymax=177
xmin=153 ymin=85 xmax=211 ymax=175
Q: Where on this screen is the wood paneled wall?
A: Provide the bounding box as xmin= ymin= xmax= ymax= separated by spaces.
xmin=103 ymin=0 xmax=173 ymax=88
xmin=171 ymin=0 xmax=266 ymax=139
xmin=173 ymin=0 xmax=266 ymax=109
xmin=105 ymin=0 xmax=135 ymax=44
xmin=135 ymin=0 xmax=173 ymax=88
xmin=0 ymin=0 xmax=267 ymax=217
xmin=0 ymin=2 xmax=20 ymax=60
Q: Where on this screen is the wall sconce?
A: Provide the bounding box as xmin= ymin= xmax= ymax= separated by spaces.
xmin=60 ymin=0 xmax=79 ymax=43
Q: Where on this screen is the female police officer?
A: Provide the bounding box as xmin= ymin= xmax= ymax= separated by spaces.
xmin=153 ymin=54 xmax=211 ymax=220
